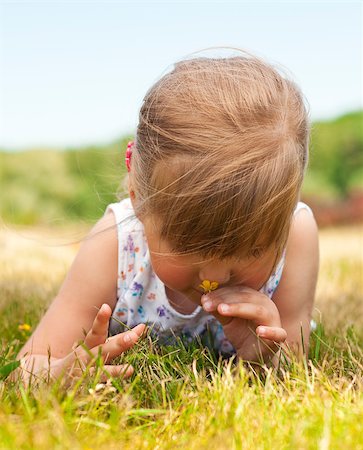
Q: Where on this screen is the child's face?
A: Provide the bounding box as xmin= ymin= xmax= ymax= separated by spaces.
xmin=143 ymin=218 xmax=277 ymax=305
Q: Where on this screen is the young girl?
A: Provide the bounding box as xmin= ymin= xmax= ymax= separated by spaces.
xmin=17 ymin=50 xmax=319 ymax=384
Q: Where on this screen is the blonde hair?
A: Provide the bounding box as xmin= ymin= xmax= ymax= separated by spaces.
xmin=128 ymin=50 xmax=309 ymax=267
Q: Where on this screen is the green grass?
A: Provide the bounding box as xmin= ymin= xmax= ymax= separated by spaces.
xmin=0 ymin=225 xmax=362 ymax=449
xmin=0 ymin=331 xmax=362 ymax=449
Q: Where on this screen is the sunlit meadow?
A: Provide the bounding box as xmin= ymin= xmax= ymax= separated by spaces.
xmin=0 ymin=223 xmax=362 ymax=449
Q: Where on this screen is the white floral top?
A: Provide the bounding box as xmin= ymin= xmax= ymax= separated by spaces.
xmin=106 ymin=198 xmax=313 ymax=355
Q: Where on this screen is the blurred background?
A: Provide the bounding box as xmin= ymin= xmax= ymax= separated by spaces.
xmin=0 ymin=1 xmax=362 ymax=228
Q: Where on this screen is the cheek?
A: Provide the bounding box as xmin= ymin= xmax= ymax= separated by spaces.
xmin=150 ymin=256 xmax=194 ymax=291
xmin=233 ymin=257 xmax=275 ymax=290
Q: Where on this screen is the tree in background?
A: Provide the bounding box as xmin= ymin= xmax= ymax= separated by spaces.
xmin=308 ymin=111 xmax=363 ymax=198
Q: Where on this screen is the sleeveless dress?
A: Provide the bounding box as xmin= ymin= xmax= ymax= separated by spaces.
xmin=106 ymin=198 xmax=314 ymax=355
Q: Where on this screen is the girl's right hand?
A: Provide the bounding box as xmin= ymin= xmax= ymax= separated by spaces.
xmin=20 ymin=304 xmax=146 ymax=385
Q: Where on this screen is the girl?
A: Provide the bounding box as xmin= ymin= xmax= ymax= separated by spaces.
xmin=17 ymin=50 xmax=319 ymax=384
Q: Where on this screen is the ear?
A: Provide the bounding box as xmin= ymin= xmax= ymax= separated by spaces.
xmin=128 ymin=177 xmax=137 ymax=208
xmin=127 ymin=176 xmax=146 ymax=221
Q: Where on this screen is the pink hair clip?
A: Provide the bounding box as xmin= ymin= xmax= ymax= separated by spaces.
xmin=125 ymin=141 xmax=134 ymax=172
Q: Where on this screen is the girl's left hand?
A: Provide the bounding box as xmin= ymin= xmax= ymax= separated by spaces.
xmin=201 ymin=286 xmax=287 ymax=362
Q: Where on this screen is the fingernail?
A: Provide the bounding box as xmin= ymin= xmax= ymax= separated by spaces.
xmin=220 ymin=304 xmax=229 ymax=313
xmin=258 ymin=327 xmax=266 ymax=336
xmin=125 ymin=365 xmax=134 ymax=376
xmin=203 ymin=301 xmax=213 ymax=311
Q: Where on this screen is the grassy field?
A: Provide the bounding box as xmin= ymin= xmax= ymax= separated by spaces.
xmin=0 ymin=223 xmax=362 ymax=449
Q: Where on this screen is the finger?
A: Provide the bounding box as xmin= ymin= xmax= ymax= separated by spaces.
xmin=69 ymin=364 xmax=134 ymax=384
xmin=96 ymin=364 xmax=134 ymax=382
xmin=128 ymin=323 xmax=147 ymax=338
xmin=205 ymin=285 xmax=266 ymax=302
xmin=84 ymin=303 xmax=112 ymax=348
xmin=256 ymin=326 xmax=287 ymax=343
xmin=196 ymin=296 xmax=228 ymax=324
xmin=217 ymin=302 xmax=274 ymax=326
xmin=69 ymin=323 xmax=147 ymax=368
xmin=92 ymin=323 xmax=147 ymax=364
xmin=201 ymin=288 xmax=267 ymax=313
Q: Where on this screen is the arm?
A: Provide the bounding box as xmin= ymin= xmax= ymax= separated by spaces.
xmin=18 ymin=210 xmax=119 ymax=359
xmin=16 ymin=210 xmax=145 ymax=384
xmin=272 ymin=208 xmax=319 ymax=357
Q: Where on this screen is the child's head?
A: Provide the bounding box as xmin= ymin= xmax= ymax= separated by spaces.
xmin=129 ymin=50 xmax=309 ymax=268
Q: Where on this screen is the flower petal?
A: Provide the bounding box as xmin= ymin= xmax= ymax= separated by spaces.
xmin=210 ymin=281 xmax=219 ymax=291
xmin=199 ymin=280 xmax=211 ymax=292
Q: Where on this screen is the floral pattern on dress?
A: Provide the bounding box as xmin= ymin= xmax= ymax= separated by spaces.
xmin=107 ymin=198 xmax=313 ymax=352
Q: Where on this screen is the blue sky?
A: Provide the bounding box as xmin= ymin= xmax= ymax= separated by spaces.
xmin=0 ymin=1 xmax=361 ymax=149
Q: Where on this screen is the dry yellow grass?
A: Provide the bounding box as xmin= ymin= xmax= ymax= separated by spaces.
xmin=0 ymin=224 xmax=84 ymax=309
xmin=315 ymin=225 xmax=363 ymax=333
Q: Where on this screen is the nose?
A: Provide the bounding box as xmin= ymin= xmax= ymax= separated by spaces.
xmin=199 ymin=262 xmax=231 ymax=286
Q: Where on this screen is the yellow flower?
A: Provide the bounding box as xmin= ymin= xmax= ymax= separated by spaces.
xmin=18 ymin=323 xmax=31 ymax=332
xmin=199 ymin=280 xmax=219 ymax=293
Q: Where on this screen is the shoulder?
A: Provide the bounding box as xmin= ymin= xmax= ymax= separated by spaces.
xmin=289 ymin=205 xmax=319 ymax=256
xmin=84 ymin=209 xmax=119 ymax=261
xmin=279 ymin=205 xmax=319 ymax=294
xmin=106 ymin=198 xmax=136 ymax=227
xmin=91 ymin=208 xmax=119 ymax=233
xmin=263 ymin=206 xmax=316 ymax=297
xmin=82 ymin=209 xmax=119 ymax=275
xmin=272 ymin=206 xmax=319 ymax=325
xmin=58 ymin=209 xmax=119 ymax=306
